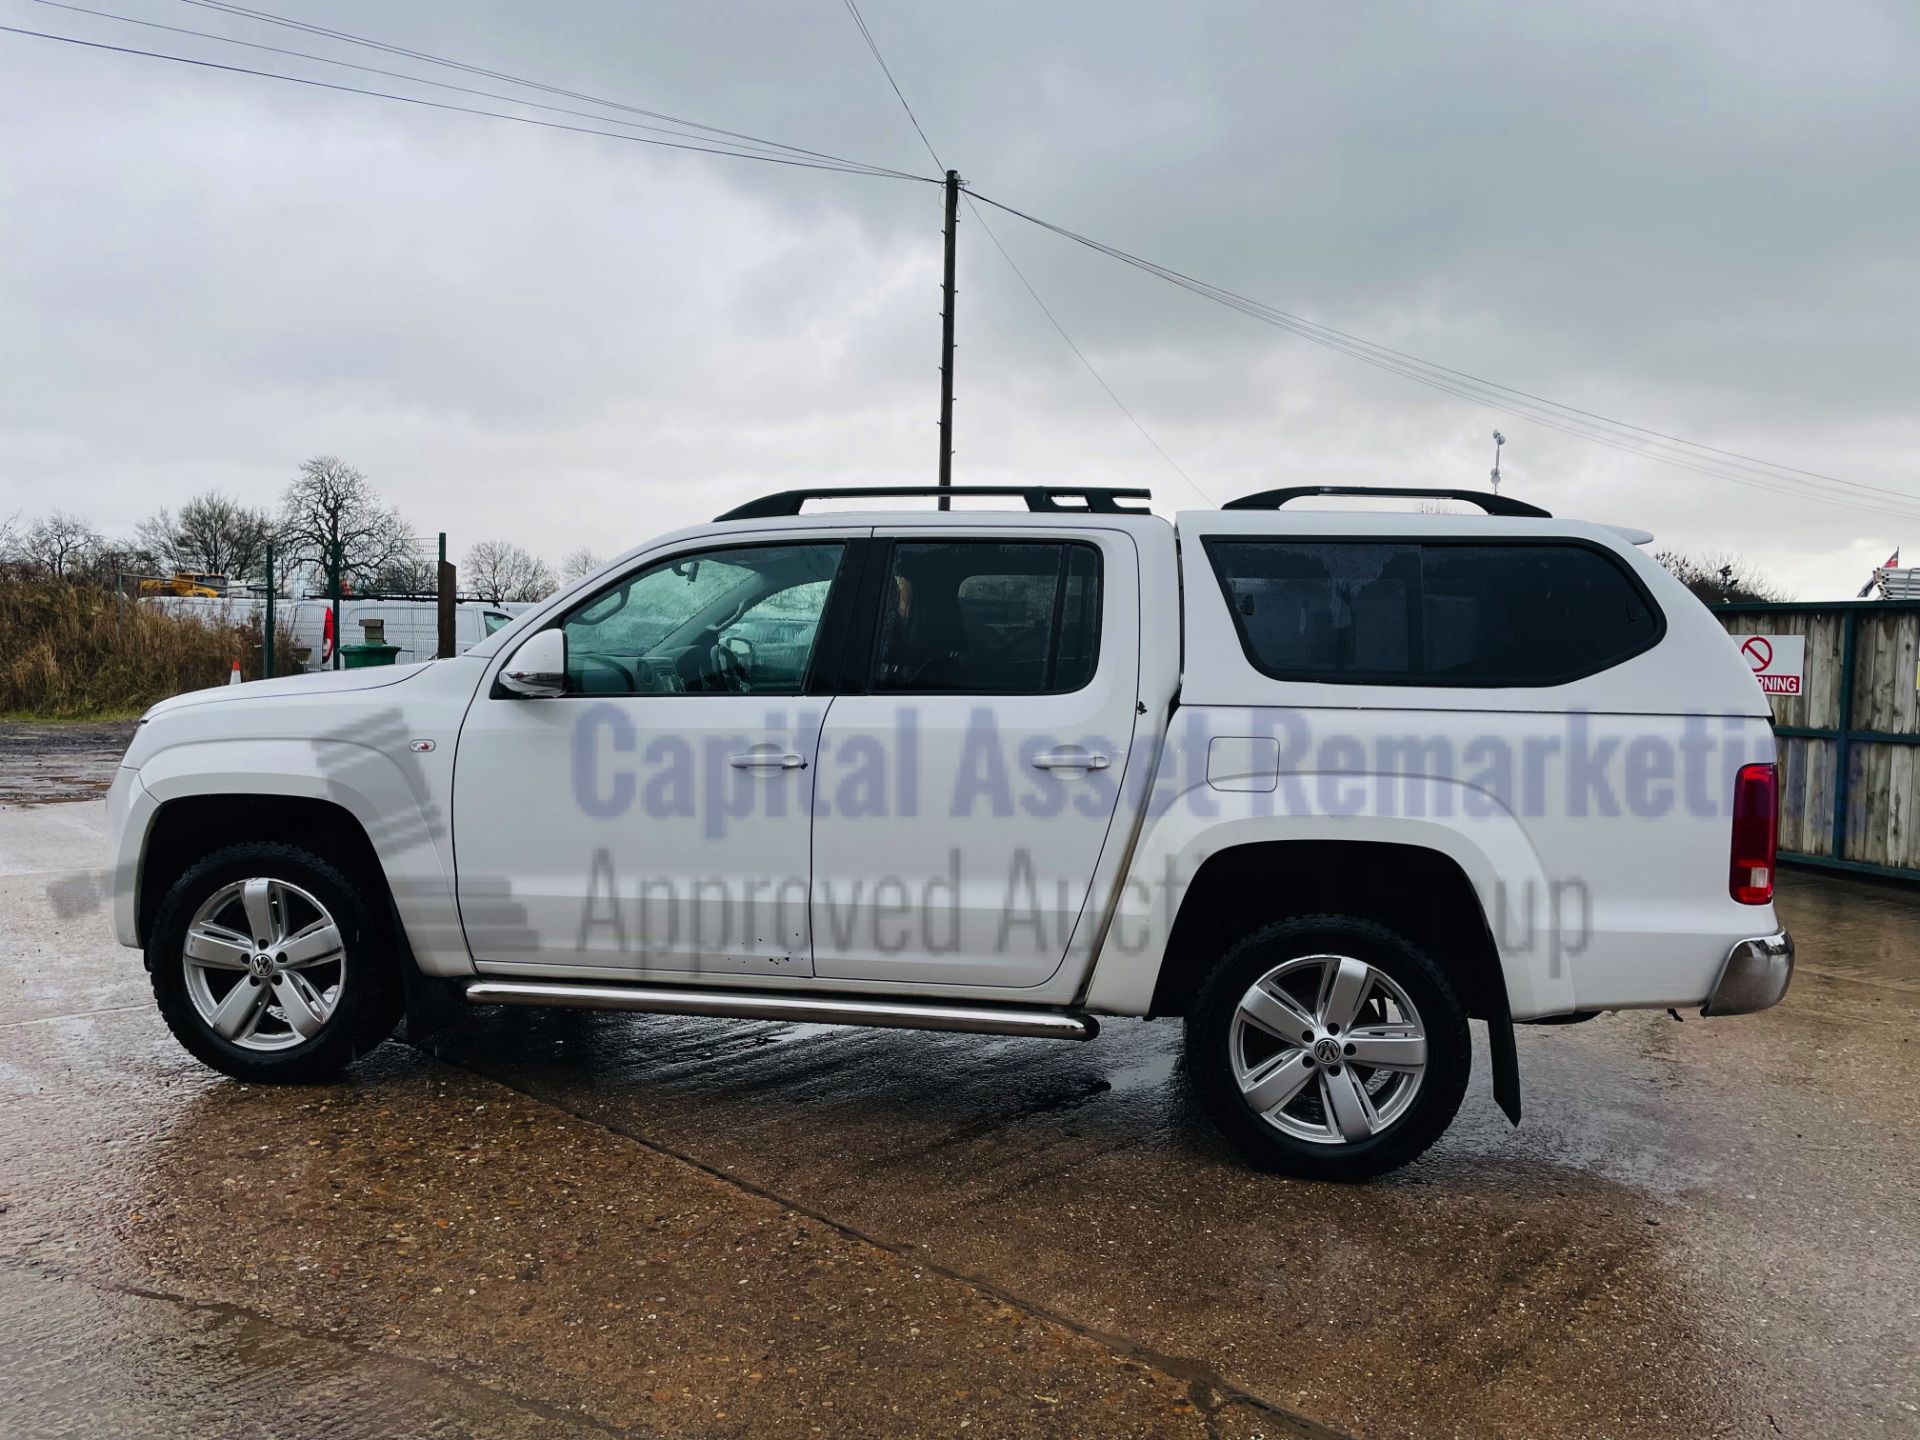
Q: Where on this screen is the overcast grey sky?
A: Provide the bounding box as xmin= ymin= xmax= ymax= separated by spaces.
xmin=3 ymin=0 xmax=1916 ymax=595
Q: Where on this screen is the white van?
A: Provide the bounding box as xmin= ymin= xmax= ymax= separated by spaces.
xmin=284 ymin=600 xmax=513 ymax=670
xmin=141 ymin=594 xmax=511 ymax=669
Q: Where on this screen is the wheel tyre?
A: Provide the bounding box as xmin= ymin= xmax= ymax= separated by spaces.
xmin=1185 ymin=913 xmax=1471 ymax=1181
xmin=148 ymin=842 xmax=403 ymax=1082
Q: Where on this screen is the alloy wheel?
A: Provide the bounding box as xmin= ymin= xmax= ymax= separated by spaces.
xmin=181 ymin=877 xmax=346 ymax=1052
xmin=1228 ymin=953 xmax=1428 ymax=1145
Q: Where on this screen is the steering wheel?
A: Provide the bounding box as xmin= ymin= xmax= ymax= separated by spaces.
xmin=702 ymin=633 xmax=752 ymax=693
xmin=719 ymin=632 xmax=757 ymax=677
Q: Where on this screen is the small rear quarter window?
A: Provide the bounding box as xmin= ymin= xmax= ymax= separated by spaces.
xmin=1204 ymin=538 xmax=1662 ymax=687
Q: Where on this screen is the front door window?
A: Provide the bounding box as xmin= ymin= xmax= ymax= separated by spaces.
xmin=561 ymin=543 xmax=843 ymax=696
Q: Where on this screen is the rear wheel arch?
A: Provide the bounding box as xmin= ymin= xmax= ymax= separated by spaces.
xmin=1151 ymin=839 xmax=1521 ymax=1123
xmin=1150 ymin=840 xmax=1508 ymax=1020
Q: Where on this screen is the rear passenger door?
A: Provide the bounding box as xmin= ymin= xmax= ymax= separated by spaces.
xmin=809 ymin=529 xmax=1140 ymax=989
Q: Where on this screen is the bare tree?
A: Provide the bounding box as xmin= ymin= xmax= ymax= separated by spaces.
xmin=369 ymin=553 xmax=439 ymax=595
xmin=518 ymin=554 xmax=558 ymax=602
xmin=561 ymin=546 xmax=602 ymax=583
xmin=22 ymin=512 xmax=105 ymax=580
xmin=136 ymin=491 xmax=275 ymax=583
xmin=463 ymin=540 xmax=514 ymax=603
xmin=277 ymin=456 xmax=414 ymax=593
xmin=1654 ymin=549 xmax=1791 ymax=605
xmin=77 ymin=540 xmax=154 ymax=593
xmin=465 ymin=540 xmax=557 ymax=603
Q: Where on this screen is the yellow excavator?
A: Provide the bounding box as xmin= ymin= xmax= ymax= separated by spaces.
xmin=138 ymin=572 xmax=227 ymax=598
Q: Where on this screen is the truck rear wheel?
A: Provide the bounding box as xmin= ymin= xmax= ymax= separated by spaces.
xmin=1186 ymin=914 xmax=1470 ymax=1180
xmin=148 ymin=842 xmax=403 ymax=1082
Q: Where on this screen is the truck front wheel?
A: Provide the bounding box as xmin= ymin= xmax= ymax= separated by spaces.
xmin=1186 ymin=914 xmax=1471 ymax=1180
xmin=148 ymin=842 xmax=404 ymax=1082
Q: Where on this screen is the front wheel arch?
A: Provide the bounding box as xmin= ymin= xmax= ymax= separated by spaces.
xmin=137 ymin=794 xmax=391 ymax=948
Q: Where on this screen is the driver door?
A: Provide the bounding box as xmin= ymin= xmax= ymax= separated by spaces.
xmin=453 ymin=533 xmax=861 ymax=980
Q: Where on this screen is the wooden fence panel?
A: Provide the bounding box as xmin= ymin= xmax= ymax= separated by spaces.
xmin=1844 ymin=742 xmax=1878 ymax=865
xmin=1791 ymin=736 xmax=1835 ymax=856
xmin=1844 ymin=741 xmax=1908 ymax=867
xmin=1854 ymin=610 xmax=1920 ymax=736
xmin=1716 ymin=601 xmax=1920 ymax=879
xmin=1778 ymin=734 xmax=1838 ymax=857
xmin=1890 ymin=743 xmax=1916 ymax=870
xmin=1775 ymin=735 xmax=1798 ymax=854
xmin=1803 ymin=612 xmax=1846 ymax=732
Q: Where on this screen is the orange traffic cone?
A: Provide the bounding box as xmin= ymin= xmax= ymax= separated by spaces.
xmin=228 ymin=660 xmax=243 ymax=686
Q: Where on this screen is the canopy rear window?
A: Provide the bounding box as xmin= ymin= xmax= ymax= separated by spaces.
xmin=1203 ymin=538 xmax=1663 ymax=687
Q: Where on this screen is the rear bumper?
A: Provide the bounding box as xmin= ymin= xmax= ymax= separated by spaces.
xmin=1701 ymin=929 xmax=1794 ymax=1016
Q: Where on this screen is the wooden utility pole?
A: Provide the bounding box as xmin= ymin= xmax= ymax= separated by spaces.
xmin=937 ymin=168 xmax=960 ymax=509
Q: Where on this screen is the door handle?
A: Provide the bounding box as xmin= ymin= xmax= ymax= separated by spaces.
xmin=1031 ymin=750 xmax=1111 ymax=772
xmin=728 ymin=751 xmax=807 ymax=770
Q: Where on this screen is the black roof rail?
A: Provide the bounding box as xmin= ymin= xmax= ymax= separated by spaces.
xmin=714 ymin=486 xmax=1152 ymax=522
xmin=1221 ymin=485 xmax=1552 ymax=519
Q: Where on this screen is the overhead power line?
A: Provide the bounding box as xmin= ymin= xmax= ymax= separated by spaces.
xmin=0 ymin=19 xmax=932 ymax=181
xmin=169 ymin=0 xmax=927 ymax=179
xmin=27 ymin=0 xmax=915 ymax=173
xmin=968 ymin=216 xmax=1210 ymax=504
xmin=840 ymin=0 xmax=943 ymax=172
xmin=837 ymin=0 xmax=1212 ymax=506
xmin=969 ymin=191 xmax=1920 ymax=521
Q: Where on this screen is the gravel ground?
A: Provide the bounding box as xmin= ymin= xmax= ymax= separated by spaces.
xmin=0 ymin=721 xmax=138 ymax=805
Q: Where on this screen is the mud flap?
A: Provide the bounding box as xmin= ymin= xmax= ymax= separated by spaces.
xmin=400 ymin=966 xmax=463 ymax=1046
xmin=1487 ymin=1011 xmax=1522 ymax=1126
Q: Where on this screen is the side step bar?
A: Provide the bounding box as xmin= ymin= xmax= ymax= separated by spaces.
xmin=464 ymin=980 xmax=1100 ymax=1041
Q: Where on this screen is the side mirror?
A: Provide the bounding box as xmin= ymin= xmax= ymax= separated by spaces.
xmin=500 ymin=629 xmax=567 ymax=698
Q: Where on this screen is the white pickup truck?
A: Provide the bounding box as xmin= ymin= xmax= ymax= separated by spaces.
xmin=105 ymin=485 xmax=1792 ymax=1179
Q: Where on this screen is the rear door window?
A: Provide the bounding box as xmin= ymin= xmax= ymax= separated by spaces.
xmin=869 ymin=540 xmax=1102 ymax=694
xmin=1204 ymin=539 xmax=1662 ymax=686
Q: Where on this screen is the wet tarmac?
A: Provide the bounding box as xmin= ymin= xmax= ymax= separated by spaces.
xmin=0 ymin=721 xmax=139 ymax=805
xmin=3 ymin=795 xmax=1916 ymax=1438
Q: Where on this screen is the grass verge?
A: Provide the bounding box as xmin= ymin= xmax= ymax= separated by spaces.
xmin=0 ymin=578 xmax=266 ymax=719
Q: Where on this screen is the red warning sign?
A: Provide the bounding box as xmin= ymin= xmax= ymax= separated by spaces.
xmin=1735 ymin=634 xmax=1804 ymax=696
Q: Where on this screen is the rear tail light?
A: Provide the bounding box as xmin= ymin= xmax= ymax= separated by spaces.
xmin=322 ymin=606 xmax=336 ymax=664
xmin=1730 ymin=762 xmax=1778 ymax=905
